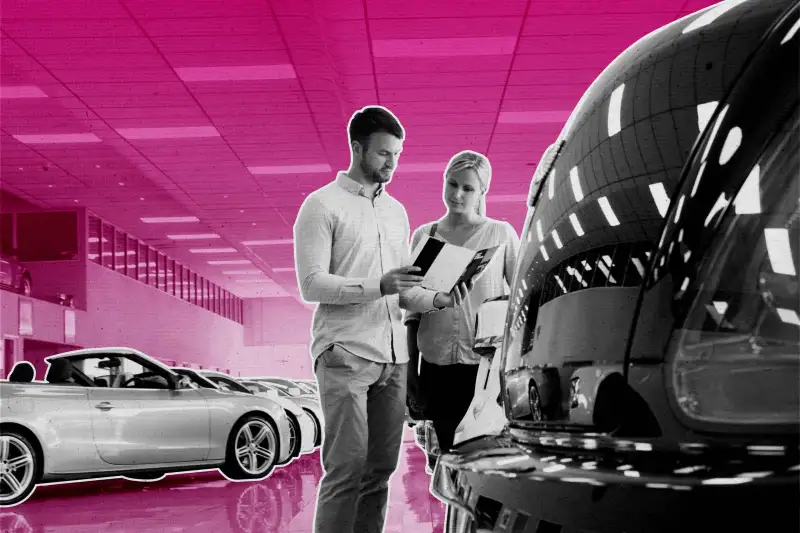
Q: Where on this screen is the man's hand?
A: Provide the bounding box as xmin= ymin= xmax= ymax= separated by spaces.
xmin=433 ymin=281 xmax=471 ymax=308
xmin=380 ymin=266 xmax=424 ymax=295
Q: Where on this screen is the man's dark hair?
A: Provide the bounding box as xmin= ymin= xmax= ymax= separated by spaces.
xmin=348 ymin=106 xmax=405 ymax=152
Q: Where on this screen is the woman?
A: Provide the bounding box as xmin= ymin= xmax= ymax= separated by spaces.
xmin=400 ymin=150 xmax=520 ymax=469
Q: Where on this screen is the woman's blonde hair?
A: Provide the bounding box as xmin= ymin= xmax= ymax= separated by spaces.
xmin=444 ymin=150 xmax=492 ymax=216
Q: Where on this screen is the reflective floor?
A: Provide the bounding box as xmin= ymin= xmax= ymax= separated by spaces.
xmin=6 ymin=428 xmax=444 ymax=533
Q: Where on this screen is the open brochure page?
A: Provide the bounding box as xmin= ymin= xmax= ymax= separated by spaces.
xmin=410 ymin=235 xmax=502 ymax=293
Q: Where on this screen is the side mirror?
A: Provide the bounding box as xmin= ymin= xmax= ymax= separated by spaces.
xmin=288 ymin=387 xmax=302 ymax=396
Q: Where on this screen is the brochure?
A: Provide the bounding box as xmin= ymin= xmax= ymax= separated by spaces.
xmin=410 ymin=235 xmax=503 ymax=294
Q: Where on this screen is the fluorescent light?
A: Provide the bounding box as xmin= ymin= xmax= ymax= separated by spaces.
xmin=554 ymin=275 xmax=567 ymax=293
xmin=141 ymin=216 xmax=200 ymax=224
xmin=248 ymin=163 xmax=332 ymax=175
xmin=649 ymin=182 xmax=671 ymax=217
xmin=236 ymin=278 xmax=279 ymax=284
xmin=0 ymin=86 xmax=47 ymax=99
xmin=703 ymin=193 xmax=731 ymax=227
xmin=536 ymin=220 xmax=544 ymax=241
xmin=682 ymin=0 xmax=750 ymax=34
xmin=13 ymin=133 xmax=101 ymax=144
xmin=242 ymin=239 xmax=292 ymax=246
xmin=372 ymin=36 xmax=517 ymax=58
xmin=776 ymin=308 xmax=800 ymax=326
xmin=734 ymin=165 xmax=761 ymax=214
xmin=569 ymin=167 xmax=584 ymax=202
xmin=702 ymin=105 xmax=729 ymax=162
xmin=631 ymin=258 xmax=646 ymax=277
xmin=552 ymin=230 xmax=563 ymax=249
xmin=175 ymin=64 xmax=296 ymax=82
xmin=222 ymin=270 xmax=263 ymax=275
xmin=189 ymin=248 xmax=238 ymax=254
xmin=697 ymin=101 xmax=718 ymax=133
xmin=712 ymin=301 xmax=729 ymax=316
xmin=540 ymin=245 xmax=549 ymax=261
xmin=117 ymin=126 xmax=220 ymax=140
xmin=673 ymin=195 xmax=685 ymax=223
xmin=208 ymin=259 xmax=251 ymax=264
xmin=781 ymin=17 xmax=800 ymax=45
xmin=764 ymin=228 xmax=797 ymax=276
xmin=690 ymin=161 xmax=707 ymax=197
xmin=498 ymin=111 xmax=572 ymax=124
xmin=607 ymin=84 xmax=625 ymax=137
xmin=273 ymin=267 xmax=295 ymax=272
xmin=597 ymin=196 xmax=620 ymax=226
xmin=168 ymin=233 xmax=220 ymax=240
xmin=719 ymin=127 xmax=742 ymax=165
xmin=548 ymin=169 xmax=555 ymax=199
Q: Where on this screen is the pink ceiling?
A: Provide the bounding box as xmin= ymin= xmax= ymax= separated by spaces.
xmin=0 ymin=0 xmax=718 ymax=301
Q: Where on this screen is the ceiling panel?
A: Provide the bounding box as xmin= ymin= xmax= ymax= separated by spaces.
xmin=0 ymin=0 xmax=718 ymax=300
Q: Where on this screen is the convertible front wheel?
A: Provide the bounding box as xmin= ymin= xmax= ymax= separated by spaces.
xmin=222 ymin=415 xmax=278 ymax=481
xmin=0 ymin=431 xmax=39 ymax=507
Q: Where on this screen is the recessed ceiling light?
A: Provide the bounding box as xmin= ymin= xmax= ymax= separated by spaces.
xmin=372 ymin=36 xmax=517 ymax=58
xmin=0 ymin=86 xmax=47 ymax=99
xmin=174 ymin=64 xmax=296 ymax=82
xmin=116 ymin=126 xmax=220 ymax=140
xmin=74 ymin=199 xmax=79 ymax=203
xmin=189 ymin=247 xmax=238 ymax=254
xmin=140 ymin=197 xmax=145 ymax=201
xmin=167 ymin=233 xmax=220 ymax=240
xmin=48 ymin=184 xmax=54 ymax=188
xmin=498 ymin=111 xmax=572 ymax=124
xmin=13 ymin=133 xmax=102 ymax=144
xmin=141 ymin=216 xmax=200 ymax=224
xmin=248 ymin=163 xmax=332 ymax=175
xmin=241 ymin=239 xmax=293 ymax=246
xmin=119 ymin=182 xmax=125 ymax=186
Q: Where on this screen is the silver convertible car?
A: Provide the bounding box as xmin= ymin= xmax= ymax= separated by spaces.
xmin=0 ymin=347 xmax=293 ymax=507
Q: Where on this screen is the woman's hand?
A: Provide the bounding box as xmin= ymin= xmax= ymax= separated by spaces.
xmin=433 ymin=281 xmax=470 ymax=308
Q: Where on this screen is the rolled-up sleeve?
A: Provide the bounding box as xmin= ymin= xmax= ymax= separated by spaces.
xmin=294 ymin=196 xmax=383 ymax=305
xmin=399 ymin=225 xmax=438 ymax=317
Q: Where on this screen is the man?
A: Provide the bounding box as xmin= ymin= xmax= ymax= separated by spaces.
xmin=293 ymin=105 xmax=425 ymax=533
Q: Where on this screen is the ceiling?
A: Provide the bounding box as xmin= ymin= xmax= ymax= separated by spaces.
xmin=0 ymin=0 xmax=718 ymax=302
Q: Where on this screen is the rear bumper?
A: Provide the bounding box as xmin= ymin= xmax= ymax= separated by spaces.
xmin=275 ymin=414 xmax=293 ymax=464
xmin=431 ymin=435 xmax=800 ymax=533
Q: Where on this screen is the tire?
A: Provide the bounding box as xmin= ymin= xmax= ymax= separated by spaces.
xmin=303 ymin=408 xmax=322 ymax=447
xmin=0 ymin=430 xmax=40 ymax=507
xmin=278 ymin=413 xmax=300 ymax=465
xmin=221 ymin=415 xmax=279 ymax=481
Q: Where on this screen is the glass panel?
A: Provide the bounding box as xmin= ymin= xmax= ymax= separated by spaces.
xmin=126 ymin=236 xmax=138 ymax=279
xmin=87 ymin=215 xmax=101 ymax=264
xmin=115 ymin=229 xmax=127 ymax=276
xmin=102 ymin=223 xmax=115 ymax=270
xmin=147 ymin=248 xmax=157 ymax=287
xmin=138 ymin=242 xmax=149 ymax=284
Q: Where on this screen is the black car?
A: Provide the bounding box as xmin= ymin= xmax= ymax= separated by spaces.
xmin=431 ymin=1 xmax=800 ymax=532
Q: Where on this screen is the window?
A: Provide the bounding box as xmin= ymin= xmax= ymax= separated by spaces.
xmin=147 ymin=248 xmax=157 ymax=287
xmin=72 ymin=355 xmax=169 ymax=390
xmin=127 ymin=236 xmax=138 ymax=280
xmin=102 ymin=222 xmax=115 ymax=270
xmin=115 ymin=229 xmax=128 ymax=276
xmin=138 ymin=242 xmax=149 ymax=284
xmin=16 ymin=211 xmax=80 ymax=262
xmin=87 ymin=215 xmax=101 ymax=264
xmin=661 ymin=113 xmax=799 ymax=427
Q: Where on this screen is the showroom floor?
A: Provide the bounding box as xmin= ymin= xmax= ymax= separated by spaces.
xmin=7 ymin=427 xmax=445 ymax=533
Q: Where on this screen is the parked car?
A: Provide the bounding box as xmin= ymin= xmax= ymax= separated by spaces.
xmin=430 ymin=2 xmax=800 ymax=532
xmin=249 ymin=377 xmax=315 ymax=398
xmin=196 ymin=370 xmax=317 ymax=460
xmin=240 ymin=379 xmax=323 ymax=448
xmin=0 ymin=347 xmax=293 ymax=507
xmin=0 ymin=248 xmax=31 ymax=296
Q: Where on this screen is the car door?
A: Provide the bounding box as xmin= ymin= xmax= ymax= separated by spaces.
xmin=81 ymin=355 xmax=211 ymax=466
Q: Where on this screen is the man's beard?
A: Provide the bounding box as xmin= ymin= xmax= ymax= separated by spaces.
xmin=360 ymin=158 xmax=392 ymax=184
